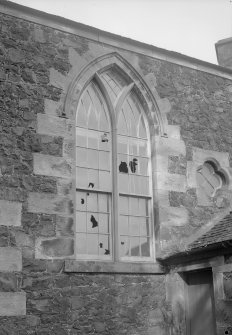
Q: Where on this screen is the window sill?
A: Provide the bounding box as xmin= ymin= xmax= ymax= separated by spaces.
xmin=64 ymin=260 xmax=165 ymax=274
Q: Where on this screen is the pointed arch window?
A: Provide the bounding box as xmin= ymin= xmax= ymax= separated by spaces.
xmin=76 ymin=73 xmax=154 ymax=262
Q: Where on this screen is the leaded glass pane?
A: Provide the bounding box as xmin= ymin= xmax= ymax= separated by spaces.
xmin=119 ymin=215 xmax=129 ymax=235
xmin=99 ymin=171 xmax=111 ymax=191
xmin=140 ymin=218 xmax=149 ymax=236
xmin=76 ymin=233 xmax=87 ymax=254
xmin=119 ymin=196 xmax=129 ymax=215
xmin=76 ymin=167 xmax=88 ymax=188
xmin=99 ymin=151 xmax=110 ymax=171
xmin=76 ymin=147 xmax=87 ymax=167
xmin=87 ymin=234 xmax=98 ymax=255
xmin=98 ymin=194 xmax=108 ymax=213
xmin=76 ymin=128 xmax=87 ymax=147
xmin=88 ymin=130 xmax=99 ymax=149
xmin=130 ymin=237 xmax=140 ymax=256
xmin=129 ymin=217 xmax=140 ymax=236
xmin=87 ymin=149 xmax=99 ymax=170
xmin=87 ymin=192 xmax=98 ymax=212
xmin=141 ymin=237 xmax=150 ymax=257
xmin=76 ymin=212 xmax=86 ymax=232
xmin=98 ymin=214 xmax=109 ymax=234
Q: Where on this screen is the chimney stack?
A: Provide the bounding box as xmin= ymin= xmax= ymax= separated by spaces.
xmin=215 ymin=37 xmax=232 ymax=69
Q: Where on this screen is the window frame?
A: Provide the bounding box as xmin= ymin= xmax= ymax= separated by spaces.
xmin=75 ymin=72 xmax=155 ymax=263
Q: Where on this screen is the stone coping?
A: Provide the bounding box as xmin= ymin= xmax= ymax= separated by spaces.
xmin=1 ymin=0 xmax=232 ymax=79
xmin=65 ymin=260 xmax=165 ymax=274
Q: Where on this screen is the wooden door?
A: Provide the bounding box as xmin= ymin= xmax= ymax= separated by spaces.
xmin=185 ymin=270 xmax=216 ymax=335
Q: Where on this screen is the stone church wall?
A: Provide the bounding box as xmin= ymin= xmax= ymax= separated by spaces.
xmin=0 ymin=5 xmax=232 ymax=334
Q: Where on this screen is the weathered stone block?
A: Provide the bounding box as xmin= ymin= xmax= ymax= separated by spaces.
xmin=155 ymin=172 xmax=187 ymax=192
xmin=0 ymin=200 xmax=22 ymax=226
xmin=155 ymin=136 xmax=186 ymax=156
xmin=36 ymin=237 xmax=74 ymax=258
xmin=44 ymin=98 xmax=62 ymax=117
xmin=0 ymin=292 xmax=26 ymax=316
xmin=33 ymin=153 xmax=72 ymax=179
xmin=0 ymin=247 xmax=22 ymax=272
xmin=49 ymin=68 xmax=69 ymax=89
xmin=56 ymin=216 xmax=74 ymax=236
xmin=28 ymin=192 xmax=72 ymax=215
xmin=37 ymin=113 xmax=74 ymax=138
xmin=8 ymin=48 xmax=25 ymax=63
xmin=0 ymin=273 xmax=18 ymax=291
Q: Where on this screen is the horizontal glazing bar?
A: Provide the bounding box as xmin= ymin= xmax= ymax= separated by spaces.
xmin=119 ymin=193 xmax=151 ymax=199
xmin=76 ymin=188 xmax=112 ymax=194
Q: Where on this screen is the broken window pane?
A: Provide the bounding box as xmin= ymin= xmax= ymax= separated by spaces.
xmin=99 ymin=132 xmax=110 ymax=151
xmin=87 ymin=169 xmax=99 ymax=189
xmin=129 ymin=158 xmax=138 ymax=174
xmin=99 ymin=234 xmax=110 ymax=256
xmin=76 ymin=191 xmax=87 ymax=211
xmin=87 ymin=213 xmax=99 ymax=232
xmin=118 ymin=154 xmax=128 ymax=173
xmin=76 ymin=147 xmax=87 ymax=167
xmin=76 ymin=212 xmax=87 ymax=232
xmin=87 ymin=234 xmax=98 ymax=255
xmin=119 ymin=236 xmax=129 ymax=257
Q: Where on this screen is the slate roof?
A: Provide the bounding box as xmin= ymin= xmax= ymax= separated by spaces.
xmin=187 ymin=211 xmax=232 ymax=251
xmin=159 ymin=211 xmax=232 ymax=262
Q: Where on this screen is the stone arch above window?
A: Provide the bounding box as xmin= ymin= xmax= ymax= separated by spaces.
xmin=64 ymin=52 xmax=168 ymax=137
